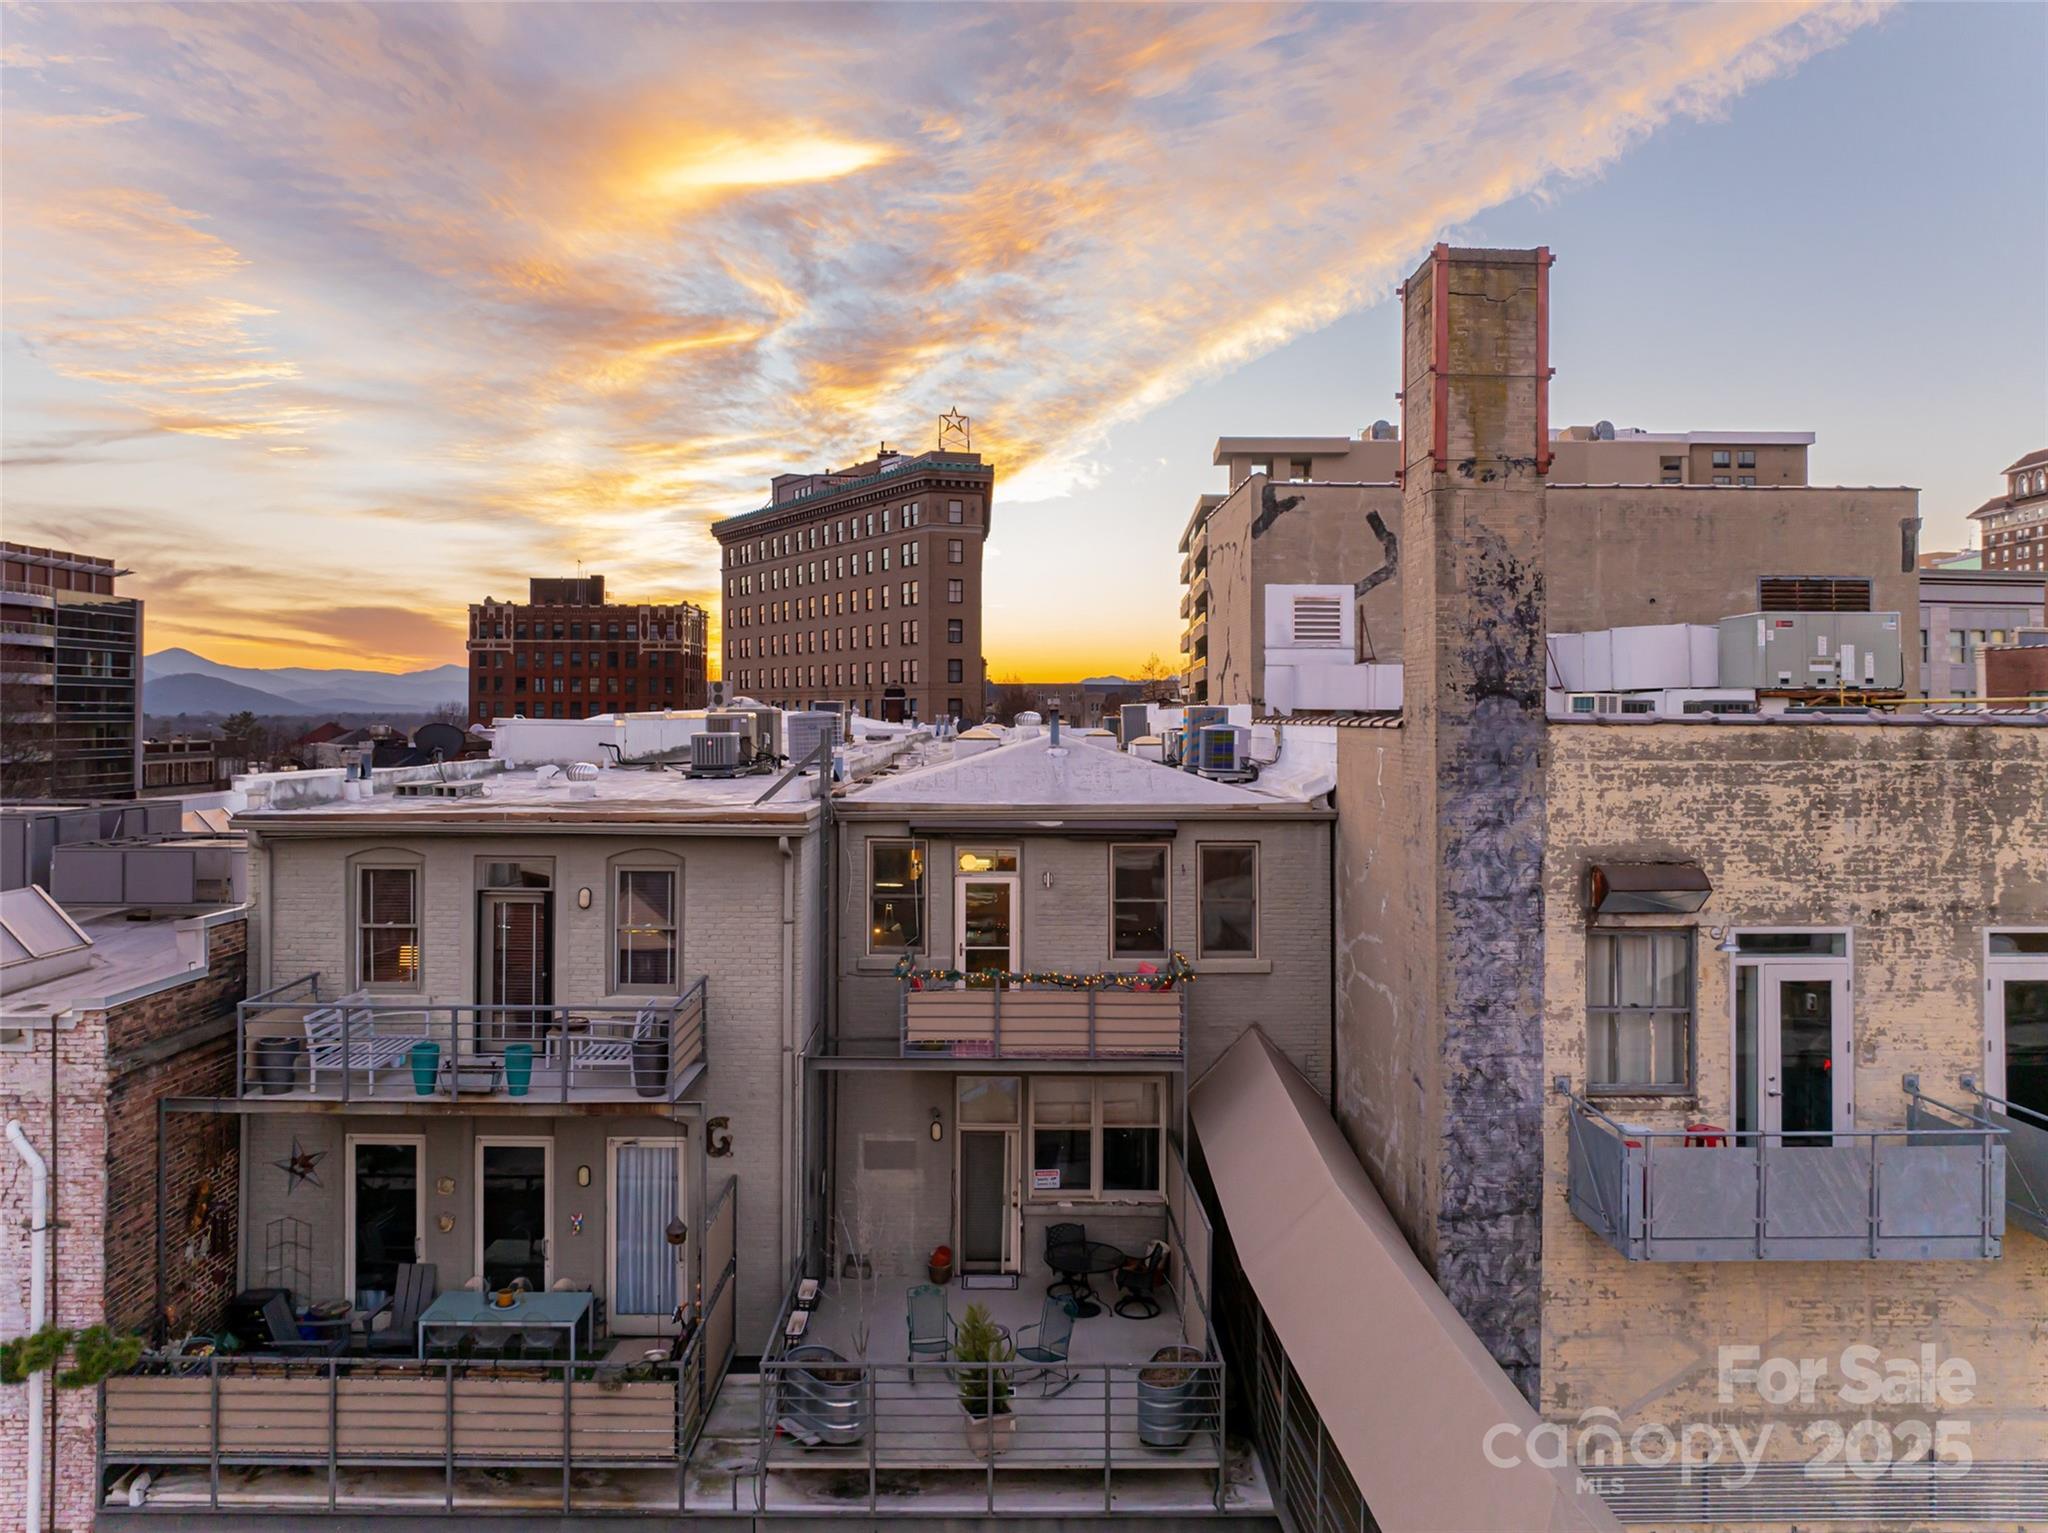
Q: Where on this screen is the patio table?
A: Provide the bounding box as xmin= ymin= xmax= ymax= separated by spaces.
xmin=1046 ymin=1241 xmax=1125 ymax=1319
xmin=416 ymin=1289 xmax=593 ymax=1361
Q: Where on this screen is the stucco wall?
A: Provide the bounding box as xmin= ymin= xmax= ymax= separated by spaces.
xmin=1541 ymin=721 xmax=2048 ymax=1465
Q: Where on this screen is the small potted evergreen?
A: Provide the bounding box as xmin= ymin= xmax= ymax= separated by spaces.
xmin=953 ymin=1302 xmax=1015 ymax=1458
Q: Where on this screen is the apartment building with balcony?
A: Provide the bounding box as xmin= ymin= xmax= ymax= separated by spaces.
xmin=1968 ymin=447 xmax=2048 ymax=571
xmin=467 ymin=574 xmax=709 ymax=724
xmin=712 ymin=446 xmax=994 ymax=723
xmin=0 ymin=542 xmax=143 ymax=799
xmin=1316 ymin=245 xmax=2048 ymax=1526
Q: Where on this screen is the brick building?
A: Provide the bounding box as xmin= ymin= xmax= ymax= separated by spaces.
xmin=1968 ymin=447 xmax=2048 ymax=571
xmin=0 ymin=888 xmax=247 ymax=1530
xmin=712 ymin=446 xmax=994 ymax=723
xmin=465 ymin=575 xmax=709 ymax=724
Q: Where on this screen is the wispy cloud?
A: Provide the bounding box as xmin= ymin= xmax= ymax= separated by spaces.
xmin=1 ymin=2 xmax=1882 ymax=669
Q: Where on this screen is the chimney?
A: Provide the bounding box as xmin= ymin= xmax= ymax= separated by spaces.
xmin=1397 ymin=243 xmax=1553 ymax=1404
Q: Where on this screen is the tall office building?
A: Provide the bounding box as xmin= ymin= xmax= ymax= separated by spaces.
xmin=0 ymin=542 xmax=143 ymax=799
xmin=466 ymin=575 xmax=709 ymax=723
xmin=1970 ymin=448 xmax=2048 ymax=571
xmin=712 ymin=444 xmax=994 ymax=722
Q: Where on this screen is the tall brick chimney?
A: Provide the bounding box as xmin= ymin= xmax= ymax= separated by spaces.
xmin=1397 ymin=244 xmax=1553 ymax=1402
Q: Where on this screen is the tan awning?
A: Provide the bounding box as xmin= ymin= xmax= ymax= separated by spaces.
xmin=1190 ymin=1029 xmax=1620 ymax=1533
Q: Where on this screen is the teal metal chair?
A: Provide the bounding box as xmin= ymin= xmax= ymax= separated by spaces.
xmin=905 ymin=1283 xmax=955 ymax=1382
xmin=1014 ymin=1296 xmax=1079 ymax=1396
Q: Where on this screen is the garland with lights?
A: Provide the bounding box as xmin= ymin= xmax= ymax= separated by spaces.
xmin=893 ymin=952 xmax=1194 ymax=991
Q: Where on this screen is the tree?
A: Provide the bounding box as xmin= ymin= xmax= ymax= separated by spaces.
xmin=218 ymin=710 xmax=265 ymax=762
xmin=1135 ymin=653 xmax=1171 ymax=683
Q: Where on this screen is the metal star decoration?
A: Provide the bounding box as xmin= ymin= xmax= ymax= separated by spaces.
xmin=937 ymin=406 xmax=971 ymax=450
xmin=274 ymin=1137 xmax=327 ymax=1195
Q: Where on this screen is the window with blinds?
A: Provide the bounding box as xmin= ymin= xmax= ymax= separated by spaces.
xmin=1290 ymin=594 xmax=1344 ymax=646
xmin=1758 ymin=577 xmax=1872 ymax=612
xmin=357 ymin=866 xmax=420 ymax=986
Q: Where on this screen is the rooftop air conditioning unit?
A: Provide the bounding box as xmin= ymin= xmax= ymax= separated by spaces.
xmin=786 ymin=710 xmax=843 ymax=768
xmin=708 ymin=679 xmax=728 ymax=708
xmin=1159 ymin=727 xmax=1184 ymax=766
xmin=689 ymin=732 xmax=744 ymax=775
xmin=1119 ymin=702 xmax=1151 ymax=748
xmin=1193 ymin=724 xmax=1249 ymax=776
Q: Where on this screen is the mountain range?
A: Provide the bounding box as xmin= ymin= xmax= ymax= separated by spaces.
xmin=142 ymin=648 xmax=467 ymax=717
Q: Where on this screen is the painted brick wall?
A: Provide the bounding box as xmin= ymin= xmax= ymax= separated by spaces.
xmin=1542 ymin=721 xmax=2048 ymax=1464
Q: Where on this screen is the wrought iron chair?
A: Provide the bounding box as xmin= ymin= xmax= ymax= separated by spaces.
xmin=365 ymin=1261 xmax=438 ymax=1355
xmin=1013 ymin=1296 xmax=1079 ymax=1396
xmin=1114 ymin=1241 xmax=1170 ymax=1320
xmin=905 ymin=1283 xmax=956 ymax=1382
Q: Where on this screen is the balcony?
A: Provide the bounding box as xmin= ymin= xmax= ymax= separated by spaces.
xmin=1188 ymin=569 xmax=1209 ymax=608
xmin=899 ymin=980 xmax=1184 ymax=1062
xmin=1559 ymin=1079 xmax=2006 ymax=1261
xmin=1962 ymin=1080 xmax=2048 ymax=1240
xmin=237 ymin=974 xmax=708 ymax=1105
xmin=0 ymin=621 xmax=54 ymax=644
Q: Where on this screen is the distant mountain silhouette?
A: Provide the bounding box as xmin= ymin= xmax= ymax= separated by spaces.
xmin=143 ymin=647 xmax=466 ymax=714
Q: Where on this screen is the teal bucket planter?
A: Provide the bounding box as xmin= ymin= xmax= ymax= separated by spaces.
xmin=409 ymin=1041 xmax=441 ymax=1096
xmin=504 ymin=1043 xmax=534 ymax=1098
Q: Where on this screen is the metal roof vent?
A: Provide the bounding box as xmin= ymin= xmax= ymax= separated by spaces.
xmin=566 ymin=762 xmax=601 ymax=781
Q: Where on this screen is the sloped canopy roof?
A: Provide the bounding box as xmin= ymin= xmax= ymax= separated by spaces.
xmin=1190 ymin=1029 xmax=1620 ymax=1533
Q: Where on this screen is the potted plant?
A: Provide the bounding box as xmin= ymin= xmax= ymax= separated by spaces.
xmin=927 ymin=1244 xmax=954 ymax=1286
xmin=1136 ymin=1345 xmax=1207 ymax=1449
xmin=953 ymin=1303 xmax=1015 ymax=1458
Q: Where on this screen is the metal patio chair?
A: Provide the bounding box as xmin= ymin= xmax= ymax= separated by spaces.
xmin=1014 ymin=1296 xmax=1080 ymax=1396
xmin=905 ymin=1283 xmax=956 ymax=1382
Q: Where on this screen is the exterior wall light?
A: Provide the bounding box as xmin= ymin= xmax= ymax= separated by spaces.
xmin=577 ymin=887 xmax=593 ymax=910
xmin=929 ymin=1109 xmax=945 ymax=1143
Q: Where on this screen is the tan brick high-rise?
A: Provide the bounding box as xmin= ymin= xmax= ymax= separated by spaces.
xmin=711 ymin=447 xmax=993 ymax=722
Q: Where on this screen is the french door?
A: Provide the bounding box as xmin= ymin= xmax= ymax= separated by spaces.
xmin=479 ymin=891 xmax=551 ymax=1047
xmin=345 ymin=1136 xmax=423 ymax=1307
xmin=1737 ymin=963 xmax=1852 ymax=1144
xmin=607 ymin=1137 xmax=688 ymax=1335
xmin=956 ymin=1076 xmax=1022 ymax=1273
xmin=475 ymin=1137 xmax=552 ymax=1290
xmin=1987 ymin=954 xmax=2048 ymax=1120
xmin=956 ymin=876 xmax=1020 ymax=975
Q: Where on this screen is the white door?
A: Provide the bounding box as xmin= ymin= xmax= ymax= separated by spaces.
xmin=956 ymin=875 xmax=1020 ymax=976
xmin=1758 ymin=965 xmax=1853 ymax=1143
xmin=607 ymin=1137 xmax=689 ymax=1335
xmin=344 ymin=1135 xmax=424 ymax=1308
xmin=1987 ymin=957 xmax=2048 ymax=1118
xmin=475 ymin=1137 xmax=553 ymax=1290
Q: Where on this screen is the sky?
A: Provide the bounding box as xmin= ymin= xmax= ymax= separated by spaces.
xmin=3 ymin=2 xmax=2042 ymax=679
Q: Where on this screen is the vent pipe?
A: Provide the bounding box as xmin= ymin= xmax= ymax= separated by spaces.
xmin=1049 ymin=708 xmax=1060 ymax=746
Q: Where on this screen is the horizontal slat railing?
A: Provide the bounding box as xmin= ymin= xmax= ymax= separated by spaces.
xmin=900 ymin=983 xmax=1184 ymax=1061
xmin=237 ymin=983 xmax=706 ymax=1104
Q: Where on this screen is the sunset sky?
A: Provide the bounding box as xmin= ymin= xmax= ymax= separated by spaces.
xmin=3 ymin=3 xmax=2042 ymax=679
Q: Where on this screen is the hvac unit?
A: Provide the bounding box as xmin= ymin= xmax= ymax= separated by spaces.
xmin=1565 ymin=692 xmax=1656 ymax=717
xmin=808 ymin=699 xmax=849 ymax=718
xmin=1184 ymin=705 xmax=1229 ymax=733
xmin=1119 ymin=703 xmax=1151 ymax=748
xmin=1192 ymin=724 xmax=1249 ymax=775
xmin=786 ymin=710 xmax=843 ymax=768
xmin=689 ymin=732 xmax=745 ymax=775
xmin=708 ymin=679 xmax=728 ymax=708
xmin=1160 ymin=727 xmax=1184 ymax=766
xmin=1718 ymin=612 xmax=1904 ymax=691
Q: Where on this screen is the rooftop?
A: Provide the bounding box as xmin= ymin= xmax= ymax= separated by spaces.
xmin=2002 ymin=447 xmax=2048 ymax=475
xmin=0 ymin=902 xmax=244 ymax=1016
xmin=1550 ymin=427 xmax=1816 ymax=446
xmin=713 ymin=451 xmax=991 ymax=535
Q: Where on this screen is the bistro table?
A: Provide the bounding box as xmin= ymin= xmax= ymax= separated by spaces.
xmin=1046 ymin=1241 xmax=1126 ymax=1319
xmin=416 ymin=1289 xmax=595 ymax=1361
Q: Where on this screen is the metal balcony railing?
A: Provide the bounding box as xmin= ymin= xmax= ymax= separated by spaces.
xmin=1955 ymin=1075 xmax=2048 ymax=1241
xmin=899 ymin=979 xmax=1185 ymax=1061
xmin=1559 ymin=1076 xmax=2006 ymax=1261
xmin=237 ymin=973 xmax=708 ymax=1104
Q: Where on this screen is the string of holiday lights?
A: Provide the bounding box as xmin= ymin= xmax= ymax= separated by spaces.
xmin=893 ymin=952 xmax=1195 ymax=990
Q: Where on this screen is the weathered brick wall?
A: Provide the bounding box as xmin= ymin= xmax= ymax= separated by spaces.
xmin=103 ymin=918 xmax=247 ymax=1335
xmin=1542 ymin=722 xmax=2048 ymax=1465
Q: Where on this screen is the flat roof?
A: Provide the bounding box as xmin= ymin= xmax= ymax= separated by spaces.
xmin=1550 ymin=430 xmax=1816 ymax=446
xmin=0 ymin=904 xmax=244 ymax=1015
xmin=1178 ymin=493 xmax=1226 ymax=553
xmin=712 ymin=454 xmax=992 ymax=536
xmin=1211 ymin=436 xmax=1357 ymax=464
xmin=235 ymin=763 xmax=821 ymax=829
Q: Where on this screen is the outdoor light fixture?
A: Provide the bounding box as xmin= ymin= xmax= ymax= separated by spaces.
xmin=665 ymin=1215 xmax=688 ymax=1246
xmin=577 ymin=1164 xmax=592 ymax=1187
xmin=577 ymin=887 xmax=592 ymax=910
xmin=1707 ymin=926 xmax=1743 ymax=955
xmin=929 ymin=1109 xmax=944 ymax=1143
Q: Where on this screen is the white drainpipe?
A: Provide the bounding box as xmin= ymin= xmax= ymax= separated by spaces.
xmin=8 ymin=1121 xmax=49 ymax=1533
xmin=778 ymin=835 xmax=798 ymax=1281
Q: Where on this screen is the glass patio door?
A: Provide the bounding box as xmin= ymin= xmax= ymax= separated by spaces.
xmin=956 ymin=879 xmax=1018 ymax=975
xmin=1759 ymin=966 xmax=1852 ymax=1144
xmin=346 ymin=1136 xmax=422 ymax=1307
xmin=957 ymin=1076 xmax=1021 ymax=1272
xmin=1989 ymin=958 xmax=2048 ymax=1119
xmin=476 ymin=1138 xmax=551 ymax=1290
xmin=608 ymin=1138 xmax=687 ymax=1334
xmin=480 ymin=891 xmax=551 ymax=1048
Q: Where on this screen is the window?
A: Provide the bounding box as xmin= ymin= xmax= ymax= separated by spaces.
xmin=1711 ymin=450 xmax=1731 ymax=468
xmin=947 ymin=499 xmax=963 ymax=523
xmin=1736 ymin=450 xmax=1756 ymax=469
xmin=948 ymin=618 xmax=963 ymax=644
xmin=948 ymin=696 xmax=963 ymax=717
xmin=1586 ymin=931 xmax=1693 ymax=1093
xmin=1112 ymin=844 xmax=1169 ymax=956
xmin=948 ymin=658 xmax=964 ymax=683
xmin=356 ymin=866 xmax=420 ymax=987
xmin=615 ymin=867 xmax=678 ymax=989
xmin=947 ymin=579 xmax=964 ymax=603
xmin=1198 ymin=843 xmax=1257 ymax=956
xmin=1029 ymin=1078 xmax=1165 ymax=1199
xmin=948 ymin=538 xmax=963 ymax=564
xmin=1288 ymin=458 xmax=1312 ymax=480
xmin=867 ymin=840 xmax=926 ymax=953
xmin=1713 ymin=475 xmax=1731 ymax=486
xmin=1738 ymin=476 xmax=1755 ymax=487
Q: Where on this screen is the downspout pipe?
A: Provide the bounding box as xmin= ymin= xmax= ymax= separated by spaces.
xmin=778 ymin=834 xmax=797 ymax=1284
xmin=8 ymin=1121 xmax=49 ymax=1533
